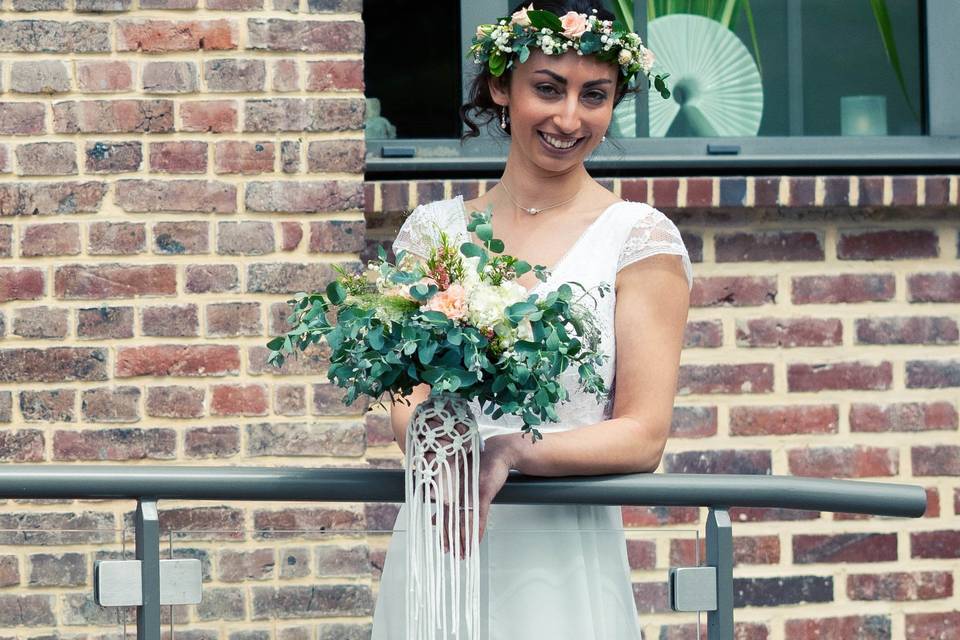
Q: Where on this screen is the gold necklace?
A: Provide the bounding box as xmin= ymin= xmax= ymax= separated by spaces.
xmin=499 ymin=179 xmax=586 ymax=215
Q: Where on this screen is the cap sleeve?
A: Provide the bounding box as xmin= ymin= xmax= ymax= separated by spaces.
xmin=391 ymin=203 xmax=434 ymax=261
xmin=617 ymin=204 xmax=693 ymax=289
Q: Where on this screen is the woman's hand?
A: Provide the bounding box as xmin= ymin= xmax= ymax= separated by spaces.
xmin=436 ymin=434 xmax=518 ymax=560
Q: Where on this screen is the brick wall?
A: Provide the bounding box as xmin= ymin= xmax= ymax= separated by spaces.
xmin=365 ymin=175 xmax=960 ymax=639
xmin=0 ymin=0 xmax=374 ymax=637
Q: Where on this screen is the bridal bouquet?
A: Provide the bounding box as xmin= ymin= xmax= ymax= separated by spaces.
xmin=266 ymin=205 xmax=610 ymax=639
xmin=266 ymin=205 xmax=610 ymax=441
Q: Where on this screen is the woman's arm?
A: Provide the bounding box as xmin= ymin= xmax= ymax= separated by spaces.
xmin=390 ymin=383 xmax=432 ymax=455
xmin=490 ymin=253 xmax=690 ymax=476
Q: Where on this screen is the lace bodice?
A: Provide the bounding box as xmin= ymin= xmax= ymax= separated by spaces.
xmin=392 ymin=194 xmax=693 ymax=440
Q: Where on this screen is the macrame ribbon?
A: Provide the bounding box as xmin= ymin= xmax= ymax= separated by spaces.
xmin=405 ymin=392 xmax=482 ymax=639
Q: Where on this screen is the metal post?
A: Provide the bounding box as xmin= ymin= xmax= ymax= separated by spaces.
xmin=135 ymin=498 xmax=161 ymax=640
xmin=706 ymin=508 xmax=733 ymax=640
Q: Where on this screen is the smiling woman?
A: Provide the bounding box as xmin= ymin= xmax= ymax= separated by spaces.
xmin=371 ymin=2 xmax=691 ymax=638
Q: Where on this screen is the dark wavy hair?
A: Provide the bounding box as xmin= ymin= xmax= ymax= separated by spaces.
xmin=459 ymin=0 xmax=640 ymax=145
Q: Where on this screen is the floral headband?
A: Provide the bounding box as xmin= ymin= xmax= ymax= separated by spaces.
xmin=470 ymin=4 xmax=671 ymax=99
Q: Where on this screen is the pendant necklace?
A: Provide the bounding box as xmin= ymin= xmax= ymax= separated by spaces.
xmin=499 ymin=179 xmax=586 ymax=215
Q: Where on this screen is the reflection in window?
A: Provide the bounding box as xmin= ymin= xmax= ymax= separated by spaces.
xmin=613 ymin=0 xmax=924 ymax=138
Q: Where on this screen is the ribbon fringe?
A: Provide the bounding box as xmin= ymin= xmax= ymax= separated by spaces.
xmin=405 ymin=394 xmax=481 ymax=639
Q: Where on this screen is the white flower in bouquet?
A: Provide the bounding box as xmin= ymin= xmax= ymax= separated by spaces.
xmin=465 ymin=280 xmax=527 ymax=331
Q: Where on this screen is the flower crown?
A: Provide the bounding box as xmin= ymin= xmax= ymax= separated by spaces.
xmin=470 ymin=4 xmax=671 ymax=99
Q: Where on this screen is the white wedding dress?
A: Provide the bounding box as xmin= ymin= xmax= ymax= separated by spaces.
xmin=371 ymin=194 xmax=693 ymax=640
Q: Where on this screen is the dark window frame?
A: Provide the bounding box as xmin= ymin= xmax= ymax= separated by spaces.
xmin=365 ymin=0 xmax=960 ymax=178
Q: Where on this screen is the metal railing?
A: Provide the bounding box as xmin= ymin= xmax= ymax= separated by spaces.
xmin=0 ymin=466 xmax=927 ymax=640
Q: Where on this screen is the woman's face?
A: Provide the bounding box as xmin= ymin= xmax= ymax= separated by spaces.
xmin=491 ymin=49 xmax=619 ymax=171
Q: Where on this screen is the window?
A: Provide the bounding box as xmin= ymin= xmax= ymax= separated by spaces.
xmin=364 ymin=0 xmax=960 ymax=176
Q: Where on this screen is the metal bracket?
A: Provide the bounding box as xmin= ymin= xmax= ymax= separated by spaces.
xmin=94 ymin=559 xmax=203 ymax=607
xmin=668 ymin=566 xmax=718 ymax=612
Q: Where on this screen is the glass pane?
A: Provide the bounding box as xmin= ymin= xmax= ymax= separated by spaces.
xmin=363 ymin=0 xmax=463 ymax=140
xmin=0 ymin=503 xmax=129 ymax=638
xmin=612 ymin=0 xmax=924 ymax=139
xmin=162 ymin=504 xmax=702 ymax=639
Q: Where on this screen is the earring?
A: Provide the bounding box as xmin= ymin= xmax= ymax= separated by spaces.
xmin=602 ymin=135 xmax=607 ymax=142
xmin=500 ymin=106 xmax=508 ymax=130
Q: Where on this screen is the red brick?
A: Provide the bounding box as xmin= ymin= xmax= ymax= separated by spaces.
xmin=848 ymin=572 xmax=953 ymax=601
xmin=88 ymin=221 xmax=146 ymax=255
xmin=305 ymin=60 xmax=363 ymax=91
xmin=252 ymin=507 xmax=364 ymax=538
xmin=0 ymin=347 xmax=108 ymax=383
xmin=211 ymin=384 xmax=269 ymax=417
xmin=312 ymin=383 xmax=369 ymax=416
xmin=716 ymin=231 xmax=823 ymax=262
xmin=0 ymin=182 xmax=107 ymax=216
xmin=632 ymin=581 xmax=670 ymax=614
xmin=620 ymin=179 xmax=647 ymax=203
xmin=12 ymin=306 xmax=69 ymax=339
xmin=185 ymin=264 xmax=238 ymax=293
xmin=626 ymin=539 xmax=656 ymax=570
xmin=141 ymin=304 xmax=199 ymax=337
xmin=309 ymin=220 xmax=365 ymax=252
xmin=116 ymin=345 xmax=240 ymax=377
xmin=912 ymin=446 xmax=960 ymax=476
xmin=684 ymin=177 xmax=713 ymax=207
xmin=785 ymin=616 xmax=890 ymax=640
xmin=157 ymin=506 xmax=244 ymax=540
xmin=911 ymin=530 xmax=960 ymax=559
xmin=908 ymin=272 xmax=960 ymax=302
xmin=219 ymin=549 xmax=275 ymax=583
xmin=142 ymin=61 xmax=197 ymax=94
xmin=0 ymin=268 xmax=45 ymax=301
xmin=0 ymin=430 xmax=45 ymax=462
xmin=244 ymin=98 xmax=364 ymax=133
xmin=0 ymin=224 xmax=10 ymax=256
xmin=736 ymin=317 xmax=842 ymax=348
xmin=76 ymin=61 xmax=134 ymax=93
xmin=794 ymin=533 xmax=897 ymax=564
xmin=15 ymin=142 xmax=77 ymax=176
xmin=80 ymin=386 xmax=140 ymax=423
xmin=380 ymin=182 xmax=408 ymax=212
xmin=272 ymin=59 xmax=299 ymax=92
xmin=789 ymin=446 xmax=898 ymax=478
xmin=281 ymin=222 xmax=302 ymax=251
xmin=672 ymin=535 xmax=779 ymax=567
xmin=891 ymin=176 xmax=919 ymax=206
xmin=838 ymin=229 xmax=939 ymax=260
xmin=729 ymin=507 xmax=820 ymax=522
xmin=217 ymin=221 xmax=274 ymax=255
xmin=21 ymin=223 xmax=81 ymax=257
xmin=0 ymin=594 xmax=55 ymax=626
xmin=906 ymin=360 xmax=960 ymax=388
xmin=677 ymin=363 xmax=774 ymax=395
xmin=115 ymin=179 xmax=237 ymax=213
xmin=180 ymin=100 xmax=238 ymax=133
xmin=276 ymin=385 xmax=306 ymax=417
xmin=664 ymin=449 xmax=771 ymax=475
xmin=214 ymin=141 xmax=274 ymax=174
xmin=206 ymin=302 xmax=261 ymax=337
xmin=788 ymin=361 xmax=892 ymax=392
xmin=185 ymin=426 xmax=240 ymax=458
xmin=53 ymin=428 xmax=176 ymax=461
xmin=145 ymin=385 xmax=204 ymax=418
xmin=753 ymin=176 xmax=780 ymax=206
xmin=906 ymin=611 xmax=960 ymax=640
xmin=153 ymin=221 xmax=208 ymax=256
xmin=858 ymin=175 xmax=885 ymax=206
xmin=856 ymin=316 xmax=958 ymax=345
xmin=85 ymin=141 xmax=143 ymax=174
xmin=76 ymin=306 xmax=134 ymax=339
xmin=0 ymin=102 xmax=45 ymax=135
xmin=792 ymin=273 xmax=895 ymax=304
xmin=53 ymin=100 xmax=174 ymax=134
xmin=246 ymin=421 xmax=364 ymax=457
xmin=149 ymin=141 xmax=207 ymax=174
xmin=280 ymin=140 xmax=300 ymax=173
xmin=730 ymin=405 xmax=838 ymax=436
xmin=690 ymin=276 xmax=777 ymax=307
xmin=117 ymin=19 xmax=238 ymax=52
xmin=621 ymin=506 xmax=699 ymax=527
xmin=682 ymin=320 xmax=722 ymax=348
xmin=651 ymin=179 xmax=678 ymax=207
xmin=850 ymin=402 xmax=958 ymax=432
xmin=247 ymin=343 xmax=329 ymax=375
xmin=55 ymin=264 xmax=176 ymax=299
xmin=306 ymin=140 xmax=364 ymax=173
xmin=247 ymin=19 xmax=363 ymax=53
xmin=669 ymin=406 xmax=717 ymax=438
xmin=204 ymin=58 xmax=266 ymax=92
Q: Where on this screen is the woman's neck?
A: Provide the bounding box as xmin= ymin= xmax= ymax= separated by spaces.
xmin=496 ymin=144 xmax=591 ymax=212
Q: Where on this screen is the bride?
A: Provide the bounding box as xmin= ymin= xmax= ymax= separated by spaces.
xmin=371 ymin=2 xmax=692 ymax=638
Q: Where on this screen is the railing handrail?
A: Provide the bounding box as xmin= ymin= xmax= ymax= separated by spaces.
xmin=0 ymin=466 xmax=927 ymax=518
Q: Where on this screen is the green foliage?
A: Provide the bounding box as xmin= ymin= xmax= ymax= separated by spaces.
xmin=266 ymin=205 xmax=611 ymax=442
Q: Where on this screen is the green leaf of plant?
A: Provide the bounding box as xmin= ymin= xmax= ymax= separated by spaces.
xmin=460 ymin=242 xmax=485 ymax=258
xmin=417 ymin=341 xmax=438 ymax=365
xmin=488 ymin=239 xmax=505 ymax=253
xmin=325 ymin=281 xmax=346 ymax=305
xmin=579 ymin=31 xmax=601 ymax=54
xmin=490 ymin=53 xmax=506 ymax=77
xmin=527 ymin=9 xmax=563 ymax=32
xmin=868 ymin=0 xmax=919 ymax=121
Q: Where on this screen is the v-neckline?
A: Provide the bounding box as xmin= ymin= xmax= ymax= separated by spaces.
xmin=456 ymin=194 xmax=625 ymax=295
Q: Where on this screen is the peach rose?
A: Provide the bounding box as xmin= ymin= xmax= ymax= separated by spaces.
xmin=422 ymin=283 xmax=467 ymax=321
xmin=387 ymin=276 xmax=437 ymax=301
xmin=560 ymin=11 xmax=588 ymax=38
xmin=511 ymin=3 xmax=535 ymax=27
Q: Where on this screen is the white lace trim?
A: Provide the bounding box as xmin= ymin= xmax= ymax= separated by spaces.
xmin=617 ymin=205 xmax=693 ymax=289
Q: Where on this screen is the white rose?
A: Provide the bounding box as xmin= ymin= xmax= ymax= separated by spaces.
xmin=618 ymin=49 xmax=633 ymax=65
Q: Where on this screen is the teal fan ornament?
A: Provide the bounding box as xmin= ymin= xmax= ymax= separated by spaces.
xmin=647 ymin=14 xmax=763 ymax=137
